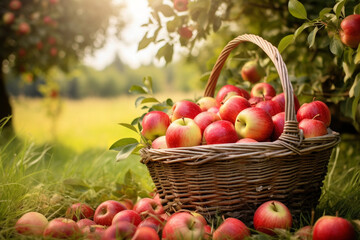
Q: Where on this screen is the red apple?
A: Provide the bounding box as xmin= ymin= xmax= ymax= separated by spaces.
xmin=340 ymin=14 xmax=360 ymax=48
xmin=204 ymin=120 xmax=239 ymax=144
xmin=133 ymin=198 xmax=165 ymax=218
xmin=250 ymin=82 xmax=276 ymax=98
xmin=171 ymin=100 xmax=202 ymax=121
xmin=299 ymin=119 xmax=328 ymax=138
xmin=119 ymin=199 xmax=134 ymax=210
xmin=50 ymin=0 xmax=59 ymax=4
xmin=76 ymin=218 xmax=96 ymax=229
xmin=93 ymin=200 xmax=127 ymax=226
xmin=204 ymin=224 xmax=212 ymax=240
xmin=15 ymin=212 xmax=48 ymax=236
xmin=43 ymin=16 xmax=53 ymax=25
xmin=253 ymin=201 xmax=293 ymax=236
xmin=82 ymin=224 xmax=106 ymax=240
xmin=9 ymin=0 xmax=22 ymax=10
xmin=141 ymin=111 xmax=171 ymax=141
xmin=18 ymin=48 xmax=26 ymax=58
xmin=102 ymin=221 xmax=137 ymax=240
xmin=48 ymin=36 xmax=57 ymax=45
xmin=162 ymin=212 xmax=205 ymax=240
xmin=213 ymin=217 xmax=250 ymax=240
xmin=132 ymin=226 xmax=160 ymax=240
xmin=272 ymin=112 xmax=285 ymax=141
xmin=312 ymin=216 xmax=356 ymax=240
xmin=112 ymin=210 xmax=142 ymax=227
xmin=17 ymin=22 xmax=31 ymax=35
xmin=194 ymin=111 xmax=220 ymax=134
xmin=216 ymin=85 xmax=250 ymax=105
xmin=236 ymin=138 xmax=258 ymax=143
xmin=36 ymin=41 xmax=43 ymax=50
xmin=178 ymin=26 xmax=193 ymax=39
xmin=174 ymin=0 xmax=188 ymax=11
xmin=151 ymin=135 xmax=168 ymax=149
xmin=294 ymin=225 xmax=312 ymax=240
xmin=207 ymin=106 xmax=220 ymax=114
xmin=197 ymin=96 xmax=218 ymax=111
xmin=66 ymin=203 xmax=95 ymax=221
xmin=190 ymin=212 xmax=207 ymax=226
xmin=235 ymin=107 xmax=274 ymax=142
xmin=43 ymin=218 xmax=81 ymax=239
xmin=241 ymin=60 xmax=265 ymax=84
xmin=248 ymin=96 xmax=272 ymax=106
xmin=219 ymin=96 xmax=251 ymax=124
xmin=255 ymin=99 xmax=282 ymax=117
xmin=272 ymin=92 xmax=300 ymax=112
xmin=165 ymin=117 xmax=202 ymax=148
xmin=3 ymin=12 xmax=15 ymax=24
xmin=296 ymin=100 xmax=331 ymax=127
xmin=138 ymin=216 xmax=163 ymax=233
xmin=50 ymin=47 xmax=58 ymax=56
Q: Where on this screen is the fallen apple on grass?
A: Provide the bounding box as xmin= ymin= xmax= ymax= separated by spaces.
xmin=102 ymin=221 xmax=137 ymax=240
xmin=43 ymin=217 xmax=82 ymax=239
xmin=133 ymin=197 xmax=165 ymax=218
xmin=111 ymin=209 xmax=142 ymax=227
xmin=213 ymin=217 xmax=250 ymax=240
xmin=312 ymin=215 xmax=356 ymax=240
xmin=65 ymin=202 xmax=95 ymax=221
xmin=93 ymin=200 xmax=127 ymax=226
xmin=132 ymin=226 xmax=160 ymax=240
xmin=15 ymin=211 xmax=48 ymax=236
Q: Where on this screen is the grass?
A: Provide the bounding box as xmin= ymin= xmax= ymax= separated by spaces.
xmin=1 ymin=96 xmax=360 ymax=239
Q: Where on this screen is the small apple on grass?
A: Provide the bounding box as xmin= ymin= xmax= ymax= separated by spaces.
xmin=340 ymin=14 xmax=360 ymax=48
xmin=133 ymin=197 xmax=165 ymax=218
xmin=112 ymin=210 xmax=142 ymax=227
xmin=213 ymin=217 xmax=250 ymax=240
xmin=76 ymin=218 xmax=96 ymax=229
xmin=204 ymin=120 xmax=239 ymax=144
xmin=312 ymin=215 xmax=356 ymax=240
xmin=171 ymin=100 xmax=202 ymax=121
xmin=219 ymin=96 xmax=251 ymax=124
xmin=250 ymin=82 xmax=276 ymax=98
xmin=102 ymin=221 xmax=137 ymax=240
xmin=138 ymin=216 xmax=164 ymax=232
xmin=93 ymin=200 xmax=127 ymax=226
xmin=165 ymin=117 xmax=202 ymax=148
xmin=141 ymin=111 xmax=171 ymax=141
xmin=132 ymin=226 xmax=160 ymax=240
xmin=66 ymin=202 xmax=95 ymax=221
xmin=294 ymin=225 xmax=313 ymax=240
xmin=15 ymin=211 xmax=48 ymax=236
xmin=241 ymin=60 xmax=265 ymax=84
xmin=43 ymin=218 xmax=82 ymax=239
xmin=253 ymin=200 xmax=293 ymax=236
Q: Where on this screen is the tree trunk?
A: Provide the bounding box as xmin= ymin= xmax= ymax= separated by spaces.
xmin=0 ymin=65 xmax=14 ymax=138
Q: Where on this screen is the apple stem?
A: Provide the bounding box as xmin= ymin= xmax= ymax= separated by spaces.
xmin=189 ymin=220 xmax=196 ymax=230
xmin=182 ymin=117 xmax=186 ymax=125
xmin=336 ymin=211 xmax=339 ymax=217
xmin=312 ymin=114 xmax=320 ymax=120
xmin=271 ymin=202 xmax=278 ymax=212
xmin=312 ymin=97 xmax=316 ymax=102
xmin=311 ymin=209 xmax=315 ymax=226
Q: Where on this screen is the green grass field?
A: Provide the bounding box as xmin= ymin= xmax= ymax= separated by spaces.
xmin=1 ymin=96 xmax=360 ymax=239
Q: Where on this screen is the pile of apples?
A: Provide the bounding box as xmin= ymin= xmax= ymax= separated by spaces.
xmin=143 ymin=81 xmax=331 ymax=149
xmin=14 ymin=194 xmax=357 ymax=240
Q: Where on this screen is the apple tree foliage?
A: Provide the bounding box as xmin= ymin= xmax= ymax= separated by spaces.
xmin=139 ymin=0 xmax=360 ymax=132
xmin=0 ymin=0 xmax=125 ymax=132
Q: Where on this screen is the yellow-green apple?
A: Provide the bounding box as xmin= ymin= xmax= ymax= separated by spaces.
xmin=204 ymin=120 xmax=239 ymax=144
xmin=133 ymin=198 xmax=165 ymax=218
xmin=219 ymin=96 xmax=251 ymax=124
xmin=9 ymin=0 xmax=22 ymax=10
xmin=3 ymin=12 xmax=15 ymax=25
xmin=255 ymin=99 xmax=282 ymax=116
xmin=138 ymin=216 xmax=163 ymax=233
xmin=272 ymin=112 xmax=285 ymax=141
xmin=235 ymin=107 xmax=274 ymax=141
xmin=294 ymin=225 xmax=312 ymax=240
xmin=299 ymin=119 xmax=328 ymax=138
xmin=141 ymin=111 xmax=171 ymax=141
xmin=66 ymin=203 xmax=95 ymax=221
xmin=312 ymin=216 xmax=356 ymax=240
xmin=171 ymin=100 xmax=202 ymax=121
xmin=102 ymin=221 xmax=137 ymax=240
xmin=236 ymin=138 xmax=258 ymax=143
xmin=340 ymin=14 xmax=360 ymax=48
xmin=272 ymin=92 xmax=300 ymax=112
xmin=112 ymin=210 xmax=142 ymax=227
xmin=119 ymin=198 xmax=134 ymax=210
xmin=197 ymin=96 xmax=218 ymax=111
xmin=241 ymin=60 xmax=265 ymax=84
xmin=296 ymin=101 xmax=331 ymax=127
xmin=194 ymin=111 xmax=220 ymax=134
xmin=43 ymin=218 xmax=81 ymax=239
xmin=178 ymin=26 xmax=193 ymax=39
xmin=132 ymin=226 xmax=160 ymax=240
xmin=15 ymin=212 xmax=48 ymax=236
xmin=93 ymin=200 xmax=127 ymax=226
xmin=250 ymin=82 xmax=276 ymax=98
xmin=165 ymin=118 xmax=202 ymax=148
xmin=216 ymin=84 xmax=250 ymax=105
xmin=253 ymin=201 xmax=292 ymax=236
xmin=76 ymin=218 xmax=96 ymax=229
xmin=213 ymin=217 xmax=250 ymax=240
xmin=162 ymin=212 xmax=205 ymax=240
xmin=174 ymin=0 xmax=188 ymax=11
xmin=151 ymin=135 xmax=168 ymax=149
xmin=17 ymin=22 xmax=31 ymax=35
xmin=249 ymin=96 xmax=272 ymax=107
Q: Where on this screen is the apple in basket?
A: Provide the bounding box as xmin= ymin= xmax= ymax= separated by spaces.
xmin=235 ymin=107 xmax=274 ymax=142
xmin=296 ymin=100 xmax=331 ymax=127
xmin=312 ymin=215 xmax=356 ymax=240
xmin=152 ymin=136 xmax=168 ymax=149
xmin=272 ymin=111 xmax=285 ymax=141
xmin=250 ymin=82 xmax=276 ymax=98
xmin=216 ymin=84 xmax=250 ymax=104
xmin=255 ymin=99 xmax=282 ymax=117
xmin=194 ymin=111 xmax=220 ymax=134
xmin=166 ymin=117 xmax=202 ymax=148
xmin=141 ymin=111 xmax=171 ymax=141
xmin=253 ymin=200 xmax=293 ymax=236
xmin=197 ymin=96 xmax=219 ymax=111
xmin=213 ymin=217 xmax=250 ymax=240
xmin=272 ymin=92 xmax=300 ymax=112
xmin=240 ymin=60 xmax=265 ymax=84
xmin=171 ymin=100 xmax=202 ymax=121
xmin=204 ymin=120 xmax=239 ymax=144
xmin=219 ymin=95 xmax=251 ymax=124
xmin=299 ymin=118 xmax=328 ymax=138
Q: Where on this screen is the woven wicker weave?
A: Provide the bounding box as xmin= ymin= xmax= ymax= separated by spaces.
xmin=140 ymin=34 xmax=340 ymax=225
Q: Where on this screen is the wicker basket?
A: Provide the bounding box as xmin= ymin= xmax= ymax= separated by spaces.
xmin=140 ymin=34 xmax=341 ymax=225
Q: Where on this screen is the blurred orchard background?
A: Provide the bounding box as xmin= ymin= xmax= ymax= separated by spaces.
xmin=0 ymin=0 xmax=360 ymax=238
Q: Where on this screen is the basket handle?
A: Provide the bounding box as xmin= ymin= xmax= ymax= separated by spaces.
xmin=204 ymin=34 xmax=300 ymax=142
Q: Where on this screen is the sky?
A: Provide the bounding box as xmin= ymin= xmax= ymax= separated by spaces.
xmin=83 ymin=0 xmax=158 ymax=70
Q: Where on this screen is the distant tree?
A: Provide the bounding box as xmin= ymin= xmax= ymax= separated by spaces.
xmin=0 ymin=0 xmax=125 ymax=136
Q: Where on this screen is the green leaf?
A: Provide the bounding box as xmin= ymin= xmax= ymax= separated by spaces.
xmin=288 ymin=0 xmax=308 ymax=19
xmin=307 ymin=27 xmax=319 ymax=48
xmin=354 ymin=3 xmax=360 ymax=14
xmin=156 ymin=43 xmax=173 ymax=63
xmin=129 ymin=85 xmax=148 ymax=94
xmin=115 ymin=143 xmax=140 ymax=161
xmin=166 ymin=98 xmax=174 ymax=106
xmin=319 ymin=7 xmax=332 ymax=18
xmin=156 ymin=4 xmax=175 ymax=17
xmin=109 ymin=138 xmax=139 ymax=151
xmin=118 ymin=123 xmax=138 ymax=133
xmin=330 ymin=37 xmax=343 ymax=56
xmin=355 ymin=45 xmax=360 ymax=64
xmin=294 ymin=22 xmax=312 ymax=38
xmin=143 ymin=76 xmax=153 ymax=93
xmin=135 ymin=96 xmax=146 ymax=107
xmin=352 ymin=74 xmax=360 ymax=119
xmin=333 ymin=0 xmax=346 ymax=18
xmin=138 ymin=34 xmax=154 ymax=51
xmin=141 ymin=97 xmax=160 ymax=104
xmin=349 ymin=74 xmax=360 ymax=98
xmin=63 ymin=178 xmax=90 ymax=192
xmin=278 ymin=34 xmax=294 ymax=53
xmin=213 ymin=16 xmax=222 ymax=32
